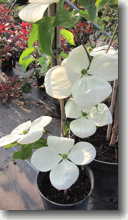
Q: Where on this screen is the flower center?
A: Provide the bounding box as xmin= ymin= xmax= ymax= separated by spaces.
xmin=81 ymin=68 xmax=88 ymax=76
xmin=59 ymin=153 xmax=68 ymax=159
xmin=22 ymin=130 xmax=28 ymax=135
xmin=81 ymin=112 xmax=88 ymax=118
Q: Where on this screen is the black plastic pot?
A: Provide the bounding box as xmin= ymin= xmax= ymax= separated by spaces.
xmin=37 ymin=166 xmax=94 ymax=210
xmin=90 ymin=159 xmax=118 ymax=174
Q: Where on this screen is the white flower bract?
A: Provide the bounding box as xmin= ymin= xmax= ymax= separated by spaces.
xmin=44 ymin=45 xmax=117 ymax=100
xmin=72 ymin=76 xmax=112 ymax=110
xmin=88 ymin=53 xmax=118 ymax=81
xmin=90 ymin=45 xmax=118 ymax=56
xmin=44 ymin=66 xmax=73 ymax=99
xmin=62 ymin=45 xmax=90 ymax=82
xmin=88 ymin=103 xmax=112 ymax=127
xmin=65 ymin=99 xmax=112 ymax=138
xmin=19 ymin=0 xmax=59 ymax=23
xmin=89 ymin=45 xmax=118 ymax=81
xmin=0 ymin=116 xmax=52 ymax=147
xmin=31 ymin=136 xmax=96 ymax=190
xmin=70 ymin=118 xmax=96 ymax=139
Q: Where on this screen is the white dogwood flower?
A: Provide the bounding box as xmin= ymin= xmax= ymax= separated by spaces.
xmin=61 ymin=45 xmax=90 ymax=82
xmin=88 ymin=46 xmax=118 ymax=82
xmin=44 ymin=46 xmax=89 ymax=99
xmin=44 ymin=45 xmax=117 ymax=100
xmin=65 ymin=98 xmax=112 ymax=138
xmin=62 ymin=45 xmax=118 ymax=82
xmin=0 ymin=116 xmax=52 ymax=147
xmin=19 ymin=0 xmax=59 ymax=23
xmin=31 ymin=136 xmax=96 ymax=190
xmin=71 ymin=75 xmax=112 ymax=110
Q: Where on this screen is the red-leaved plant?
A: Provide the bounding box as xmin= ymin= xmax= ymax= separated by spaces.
xmin=0 ymin=4 xmax=31 ymax=72
xmin=0 ymin=73 xmax=22 ymax=103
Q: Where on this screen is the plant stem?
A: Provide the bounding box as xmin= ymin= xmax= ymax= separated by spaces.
xmin=59 ymin=99 xmax=65 ymax=137
xmin=82 ymin=44 xmax=92 ymax=64
xmin=109 ymin=89 xmax=118 ymax=146
xmin=48 ymin=4 xmax=57 ymax=66
xmin=106 ymin=80 xmax=118 ymax=142
xmin=106 ymin=24 xmax=118 ymax=53
xmin=106 ymin=24 xmax=118 ymax=143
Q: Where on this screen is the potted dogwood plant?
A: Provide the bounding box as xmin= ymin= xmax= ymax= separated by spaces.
xmin=0 ymin=0 xmax=118 ymax=210
xmin=0 ymin=43 xmax=117 ymax=209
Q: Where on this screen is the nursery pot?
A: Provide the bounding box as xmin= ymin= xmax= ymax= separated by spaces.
xmin=37 ymin=166 xmax=94 ymax=210
xmin=90 ymin=159 xmax=118 ymax=174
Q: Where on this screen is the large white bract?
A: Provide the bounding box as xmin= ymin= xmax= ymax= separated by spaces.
xmin=89 ymin=45 xmax=118 ymax=81
xmin=70 ymin=118 xmax=96 ymax=139
xmin=44 ymin=66 xmax=73 ymax=99
xmin=88 ymin=53 xmax=118 ymax=82
xmin=72 ymin=76 xmax=112 ymax=110
xmin=31 ymin=136 xmax=96 ymax=190
xmin=19 ymin=0 xmax=59 ymax=23
xmin=44 ymin=45 xmax=89 ymax=99
xmin=65 ymin=99 xmax=112 ymax=138
xmin=62 ymin=45 xmax=118 ymax=83
xmin=90 ymin=45 xmax=118 ymax=56
xmin=0 ymin=116 xmax=52 ymax=147
xmin=61 ymin=45 xmax=90 ymax=81
xmin=44 ymin=45 xmax=118 ymax=100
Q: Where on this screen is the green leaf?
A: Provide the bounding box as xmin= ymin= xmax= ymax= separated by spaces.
xmin=13 ymin=147 xmax=32 ymax=160
xmin=96 ymin=0 xmax=108 ymax=8
xmin=59 ymin=51 xmax=68 ymax=59
xmin=31 ymin=138 xmax=47 ymax=149
xmin=20 ymin=138 xmax=47 ymax=149
xmin=96 ymin=0 xmax=118 ymax=9
xmin=79 ymin=10 xmax=89 ymax=19
xmin=55 ymin=9 xmax=79 ymax=28
xmin=78 ymin=0 xmax=97 ymax=21
xmin=64 ymin=121 xmax=70 ymax=137
xmin=38 ymin=55 xmax=50 ymax=72
xmin=20 ymin=57 xmax=35 ymax=70
xmin=88 ymin=6 xmax=97 ymax=21
xmin=110 ymin=0 xmax=118 ymax=5
xmin=38 ymin=17 xmax=55 ymax=56
xmin=60 ymin=29 xmax=75 ymax=46
xmin=4 ymin=142 xmax=17 ymax=149
xmin=12 ymin=138 xmax=47 ymax=160
xmin=57 ymin=0 xmax=65 ymax=11
xmin=19 ymin=48 xmax=36 ymax=70
xmin=28 ymin=23 xmax=39 ymax=48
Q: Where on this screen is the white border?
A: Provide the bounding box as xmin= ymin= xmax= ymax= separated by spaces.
xmin=0 ymin=0 xmax=127 ymax=219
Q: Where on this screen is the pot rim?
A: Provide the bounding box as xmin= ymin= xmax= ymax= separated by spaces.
xmin=94 ymin=159 xmax=118 ymax=165
xmin=37 ymin=166 xmax=94 ymax=207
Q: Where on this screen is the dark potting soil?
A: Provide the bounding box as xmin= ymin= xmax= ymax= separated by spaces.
xmin=77 ymin=126 xmax=118 ymax=163
xmin=38 ymin=167 xmax=90 ymax=204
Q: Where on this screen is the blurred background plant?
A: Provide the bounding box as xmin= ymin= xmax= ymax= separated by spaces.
xmin=0 ymin=72 xmax=23 ymax=103
xmin=0 ymin=3 xmax=31 ymax=75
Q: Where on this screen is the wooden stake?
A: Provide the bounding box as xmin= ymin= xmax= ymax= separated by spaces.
xmin=59 ymin=99 xmax=65 ymax=137
xmin=106 ymin=80 xmax=118 ymax=142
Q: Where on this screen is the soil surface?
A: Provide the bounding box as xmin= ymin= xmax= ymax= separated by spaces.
xmin=76 ymin=126 xmax=118 ymax=163
xmin=38 ymin=167 xmax=90 ymax=205
xmin=88 ymin=127 xmax=118 ymax=163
